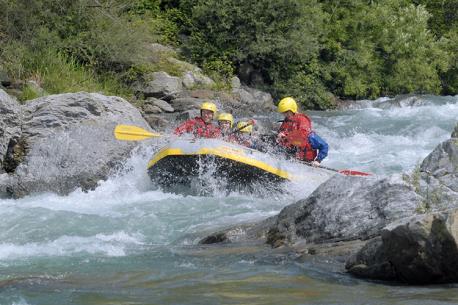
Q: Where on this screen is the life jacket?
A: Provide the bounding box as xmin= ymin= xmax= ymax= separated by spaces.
xmin=174 ymin=117 xmax=221 ymax=138
xmin=296 ymin=138 xmax=317 ymax=161
xmin=278 ymin=113 xmax=312 ymax=137
xmin=283 ymin=129 xmax=318 ymax=162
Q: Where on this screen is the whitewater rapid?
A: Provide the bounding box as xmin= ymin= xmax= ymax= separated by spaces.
xmin=1 ymin=95 xmax=457 ymax=305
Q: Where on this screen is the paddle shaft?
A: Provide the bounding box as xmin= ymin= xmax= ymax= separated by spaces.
xmin=304 ymin=161 xmax=371 ymax=176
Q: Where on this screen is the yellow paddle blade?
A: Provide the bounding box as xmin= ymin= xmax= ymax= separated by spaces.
xmin=114 ymin=124 xmax=161 ymax=141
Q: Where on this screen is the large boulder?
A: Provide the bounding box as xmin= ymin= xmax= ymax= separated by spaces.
xmin=134 ymin=72 xmax=183 ymax=100
xmin=3 ymin=92 xmax=150 ymax=197
xmin=418 ymin=131 xmax=458 ymax=211
xmin=346 ymin=126 xmax=458 ymax=283
xmin=346 ymin=209 xmax=458 ymax=284
xmin=266 ymin=174 xmax=422 ymax=247
xmin=169 ymin=97 xmax=208 ymax=112
xmin=0 ymin=89 xmax=22 ymax=173
xmin=230 ymin=86 xmax=275 ymax=115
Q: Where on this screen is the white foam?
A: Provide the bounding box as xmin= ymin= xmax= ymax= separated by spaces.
xmin=0 ymin=231 xmax=144 ymax=260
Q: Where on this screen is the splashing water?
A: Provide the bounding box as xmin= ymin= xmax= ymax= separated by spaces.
xmin=0 ymin=95 xmax=457 ymax=305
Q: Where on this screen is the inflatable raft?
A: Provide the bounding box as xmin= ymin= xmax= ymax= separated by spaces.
xmin=147 ymin=138 xmax=335 ymax=196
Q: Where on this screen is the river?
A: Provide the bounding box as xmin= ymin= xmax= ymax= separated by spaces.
xmin=1 ymin=95 xmax=457 ymax=304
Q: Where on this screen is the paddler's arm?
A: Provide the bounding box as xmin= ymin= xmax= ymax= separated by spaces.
xmin=309 ymin=132 xmax=329 ymax=165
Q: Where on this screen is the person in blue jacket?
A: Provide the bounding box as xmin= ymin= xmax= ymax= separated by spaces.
xmin=278 ymin=128 xmax=328 ymax=167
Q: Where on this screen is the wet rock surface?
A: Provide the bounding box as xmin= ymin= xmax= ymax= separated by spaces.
xmin=0 ymin=89 xmax=22 ymax=173
xmin=0 ymin=91 xmax=151 ymax=197
xmin=346 ymin=209 xmax=458 ymax=284
xmin=201 ymin=122 xmax=458 ymax=284
xmin=265 ymin=174 xmax=422 ymax=247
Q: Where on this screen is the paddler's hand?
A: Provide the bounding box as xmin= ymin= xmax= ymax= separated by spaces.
xmin=311 ymin=160 xmax=321 ymax=167
xmin=248 ymin=119 xmax=256 ymax=126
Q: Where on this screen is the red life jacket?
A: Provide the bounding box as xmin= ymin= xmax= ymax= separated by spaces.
xmin=174 ymin=117 xmax=221 ymax=138
xmin=278 ymin=113 xmax=312 ymax=137
xmin=283 ymin=129 xmax=317 ymax=161
xmin=278 ymin=113 xmax=316 ymax=161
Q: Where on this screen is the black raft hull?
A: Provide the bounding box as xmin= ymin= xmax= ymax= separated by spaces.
xmin=147 ymin=138 xmax=292 ymax=196
xmin=147 ymin=138 xmax=334 ymax=196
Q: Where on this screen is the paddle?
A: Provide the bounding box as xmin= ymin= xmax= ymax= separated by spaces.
xmin=114 ymin=124 xmax=161 ymax=141
xmin=284 ymin=130 xmax=372 ymax=177
xmin=304 ymin=162 xmax=371 ymax=176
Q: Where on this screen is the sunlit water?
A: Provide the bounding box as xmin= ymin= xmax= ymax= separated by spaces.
xmin=1 ymin=95 xmax=457 ymax=304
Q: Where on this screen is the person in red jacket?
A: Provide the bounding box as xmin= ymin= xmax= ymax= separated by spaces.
xmin=276 ymin=97 xmax=328 ymax=166
xmin=174 ymin=102 xmax=221 ymax=138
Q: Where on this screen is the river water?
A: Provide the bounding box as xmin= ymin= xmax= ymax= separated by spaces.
xmin=1 ymin=95 xmax=457 ymax=304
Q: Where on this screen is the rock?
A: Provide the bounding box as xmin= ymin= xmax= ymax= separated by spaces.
xmin=175 ymin=110 xmax=200 ymax=122
xmin=170 ymin=97 xmax=208 ymax=112
xmin=189 ymin=89 xmax=215 ymax=100
xmin=143 ymin=104 xmax=162 ymax=114
xmin=5 ymin=92 xmax=150 ymax=197
xmin=182 ymin=71 xmax=215 ymax=89
xmin=230 ymin=87 xmax=274 ymax=115
xmin=347 ymin=209 xmax=458 ymax=284
xmin=452 ymin=123 xmax=458 ymax=138
xmin=0 ymin=89 xmax=22 ymax=172
xmin=345 ymin=237 xmax=397 ymax=281
xmin=266 ymin=174 xmax=422 ymax=247
xmin=143 ymin=113 xmax=169 ymax=130
xmin=134 ymin=72 xmax=182 ymax=100
xmin=199 ymin=216 xmax=278 ymax=245
xmin=146 ymin=97 xmax=174 ymax=113
xmin=418 ymin=136 xmax=458 ymax=211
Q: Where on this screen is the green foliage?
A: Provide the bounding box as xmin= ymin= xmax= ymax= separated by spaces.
xmin=438 ymin=29 xmax=458 ymax=94
xmin=202 ymin=57 xmax=234 ymax=83
xmin=19 ymin=84 xmax=42 ymax=102
xmin=2 ymin=40 xmax=132 ymax=101
xmin=321 ymin=1 xmax=449 ymax=99
xmin=412 ymin=0 xmax=458 ymax=36
xmin=182 ymin=0 xmax=326 ymax=106
xmin=1 ymin=0 xmax=458 ymax=108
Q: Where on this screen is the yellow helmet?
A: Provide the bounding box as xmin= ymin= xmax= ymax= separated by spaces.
xmin=237 ymin=121 xmax=253 ymax=133
xmin=200 ymin=101 xmax=217 ymax=113
xmin=277 ymin=97 xmax=298 ymax=113
xmin=217 ymin=113 xmax=234 ymax=127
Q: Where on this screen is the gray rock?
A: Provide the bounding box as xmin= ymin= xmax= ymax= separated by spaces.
xmin=266 ymin=174 xmax=421 ymax=247
xmin=5 ymin=92 xmax=150 ymax=197
xmin=230 ymin=87 xmax=274 ymax=115
xmin=182 ymin=71 xmax=215 ymax=89
xmin=135 ymin=72 xmax=182 ymax=100
xmin=143 ymin=113 xmax=169 ymax=130
xmin=143 ymin=104 xmax=162 ymax=114
xmin=175 ymin=110 xmax=200 ymax=122
xmin=452 ymin=123 xmax=458 ymax=138
xmin=199 ymin=216 xmax=278 ymax=245
xmin=418 ymin=137 xmax=458 ymax=210
xmin=347 ymin=209 xmax=458 ymax=284
xmin=146 ymin=97 xmax=174 ymax=113
xmin=170 ymin=97 xmax=207 ymax=112
xmin=345 ymin=237 xmax=397 ymax=281
xmin=0 ymin=89 xmax=22 ymax=172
